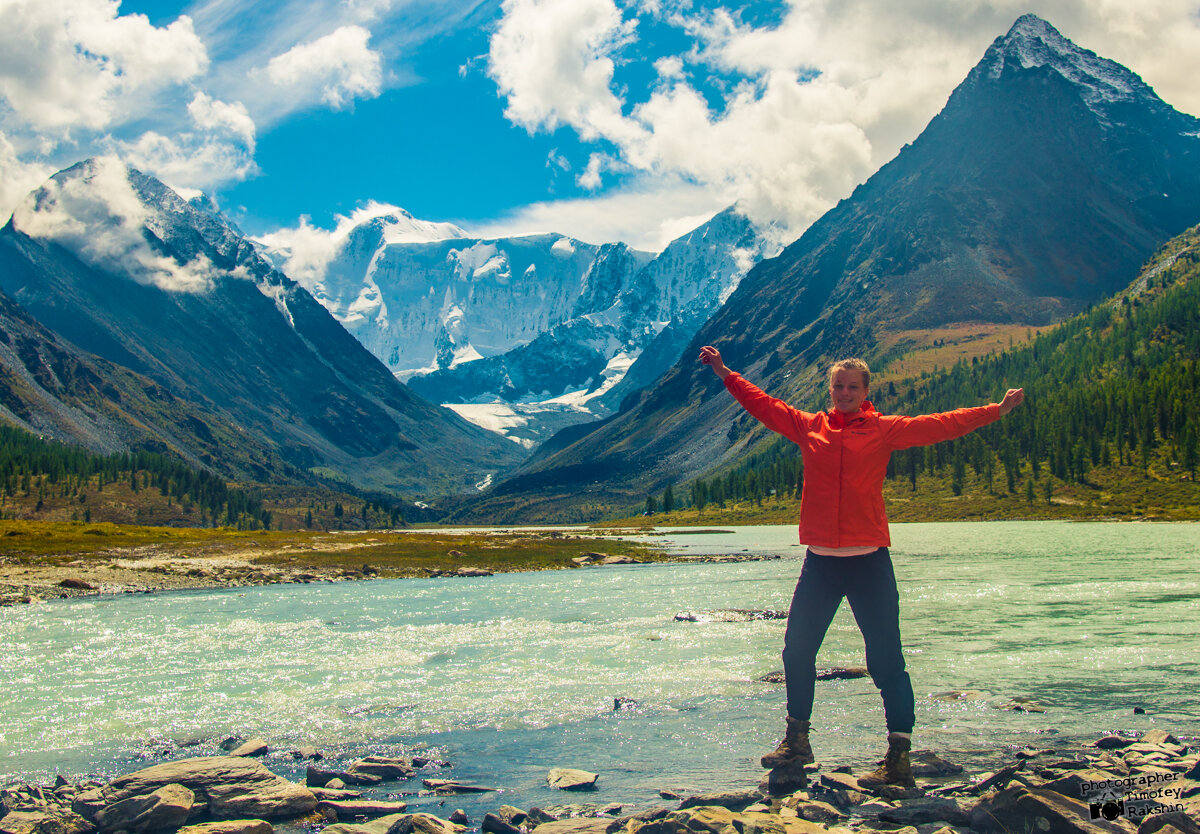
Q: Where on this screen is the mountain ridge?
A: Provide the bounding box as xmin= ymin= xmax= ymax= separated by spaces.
xmin=0 ymin=158 xmax=521 ymax=498
xmin=453 ymin=14 xmax=1200 ymax=522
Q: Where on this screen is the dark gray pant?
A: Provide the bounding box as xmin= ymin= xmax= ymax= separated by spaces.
xmin=782 ymin=548 xmax=915 ymax=733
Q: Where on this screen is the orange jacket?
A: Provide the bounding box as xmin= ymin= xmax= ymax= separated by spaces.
xmin=723 ymin=372 xmax=1002 ymax=548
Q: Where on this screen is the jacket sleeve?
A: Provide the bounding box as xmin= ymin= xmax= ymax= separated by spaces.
xmin=879 ymin=404 xmax=1002 ymax=450
xmin=723 ymin=372 xmax=811 ymax=445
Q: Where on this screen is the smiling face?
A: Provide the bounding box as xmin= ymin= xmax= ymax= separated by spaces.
xmin=829 ymin=368 xmax=869 ymax=414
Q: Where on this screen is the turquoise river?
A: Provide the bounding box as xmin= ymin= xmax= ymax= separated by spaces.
xmin=2 ymin=521 xmax=1197 ymax=817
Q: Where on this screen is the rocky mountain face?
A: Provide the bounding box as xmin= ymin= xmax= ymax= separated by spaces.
xmin=460 ymin=14 xmax=1200 ymax=521
xmin=0 ymin=159 xmax=522 ymax=498
xmin=265 ymin=205 xmax=772 ymax=449
xmin=0 ymin=284 xmax=302 ymax=482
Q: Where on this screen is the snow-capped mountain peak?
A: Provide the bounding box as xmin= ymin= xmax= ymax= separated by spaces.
xmin=979 ymin=15 xmax=1156 ymax=114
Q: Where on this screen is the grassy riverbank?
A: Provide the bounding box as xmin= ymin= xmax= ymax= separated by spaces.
xmin=0 ymin=520 xmax=665 ymax=604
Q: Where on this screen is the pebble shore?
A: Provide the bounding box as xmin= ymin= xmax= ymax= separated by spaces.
xmin=4 ymin=730 xmax=1198 ymax=834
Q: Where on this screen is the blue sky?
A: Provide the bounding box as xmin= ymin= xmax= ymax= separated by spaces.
xmin=2 ymin=0 xmax=1200 ymax=251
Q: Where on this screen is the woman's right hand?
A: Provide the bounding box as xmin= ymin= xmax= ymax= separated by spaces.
xmin=699 ymin=346 xmax=732 ymax=379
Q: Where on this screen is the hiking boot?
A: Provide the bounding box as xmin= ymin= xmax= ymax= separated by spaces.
xmin=760 ymin=717 xmax=815 ymax=769
xmin=857 ymin=733 xmax=916 ymax=788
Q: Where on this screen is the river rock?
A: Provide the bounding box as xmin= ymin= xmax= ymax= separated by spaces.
xmin=229 ymin=739 xmax=268 ymax=758
xmin=877 ymin=797 xmax=974 ymax=826
xmin=969 ymin=763 xmax=1023 ymax=794
xmin=348 ymin=757 xmax=415 ymax=781
xmin=1140 ymin=812 xmax=1200 ymax=834
xmin=310 ymin=788 xmax=361 ymax=801
xmin=75 ymin=757 xmax=316 ymax=821
xmin=57 ymin=579 xmax=97 ymax=591
xmin=420 ymin=781 xmax=497 ymax=794
xmin=319 ymin=812 xmax=407 ymax=834
xmin=1096 ymin=736 xmax=1138 ymax=750
xmin=455 ymin=568 xmax=493 ymax=577
xmin=1141 ymin=731 xmax=1182 ymax=747
xmin=496 ymin=806 xmax=528 ymax=826
xmin=970 ymin=786 xmax=1135 ymax=833
xmin=387 ymin=813 xmax=462 ymax=834
xmin=1040 ymin=768 xmax=1127 ymax=800
xmin=481 ymin=814 xmax=521 ymax=834
xmin=678 ymin=790 xmax=763 ymax=812
xmin=318 ymin=802 xmax=410 ymax=821
xmin=0 ymin=810 xmax=96 ymax=834
xmin=529 ymin=821 xmax=612 ymax=834
xmin=93 ymin=784 xmax=194 ymax=833
xmin=781 ymin=799 xmax=845 ymax=825
xmin=815 ymin=667 xmax=869 ymax=680
xmin=308 ymin=767 xmax=382 ymax=788
xmin=598 ymin=555 xmax=637 ymax=565
xmin=997 ymin=697 xmax=1047 ymax=713
xmin=911 ymin=751 xmax=965 ymax=777
xmin=547 ymin=770 xmax=599 ymax=791
xmin=761 ymin=761 xmax=807 ymax=796
xmin=290 ymin=748 xmax=322 ymax=761
xmin=175 ymin=821 xmax=273 ymax=834
xmin=447 ymin=812 xmax=468 ymax=826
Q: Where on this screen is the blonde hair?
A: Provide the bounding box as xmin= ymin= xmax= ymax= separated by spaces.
xmin=828 ymin=358 xmax=870 ymax=389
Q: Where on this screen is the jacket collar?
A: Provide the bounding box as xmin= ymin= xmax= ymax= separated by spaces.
xmin=828 ymin=400 xmax=876 ymax=428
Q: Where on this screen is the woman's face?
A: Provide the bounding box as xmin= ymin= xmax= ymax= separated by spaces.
xmin=829 ymin=369 xmax=868 ymax=413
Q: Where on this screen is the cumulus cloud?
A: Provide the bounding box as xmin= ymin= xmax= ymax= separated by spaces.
xmin=0 ymin=0 xmax=208 ymax=131
xmin=488 ymin=0 xmax=647 ymax=147
xmin=264 ymin=25 xmax=383 ymax=109
xmin=10 ymin=156 xmax=227 ymax=293
xmin=487 ymin=0 xmax=1200 ymax=242
xmin=113 ymin=92 xmax=257 ymax=191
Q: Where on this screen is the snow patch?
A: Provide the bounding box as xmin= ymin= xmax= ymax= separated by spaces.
xmin=551 ymin=237 xmax=576 ymax=257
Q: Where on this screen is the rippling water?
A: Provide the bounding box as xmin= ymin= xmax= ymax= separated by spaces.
xmin=2 ymin=522 xmax=1197 ymax=816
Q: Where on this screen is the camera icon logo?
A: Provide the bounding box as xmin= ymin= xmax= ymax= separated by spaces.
xmin=1089 ymin=799 xmax=1125 ymax=821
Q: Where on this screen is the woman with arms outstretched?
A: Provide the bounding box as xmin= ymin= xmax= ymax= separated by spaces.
xmin=699 ymin=346 xmax=1023 ymax=786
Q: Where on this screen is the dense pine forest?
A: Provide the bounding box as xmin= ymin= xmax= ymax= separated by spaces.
xmin=0 ymin=424 xmax=408 ymax=530
xmin=676 ymin=227 xmax=1200 ymax=522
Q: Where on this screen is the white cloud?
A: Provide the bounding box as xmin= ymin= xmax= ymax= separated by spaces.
xmin=0 ymin=132 xmax=55 ymax=225
xmin=487 ymin=0 xmax=1200 ymax=243
xmin=188 ymin=92 xmax=256 ymax=150
xmin=114 ymin=93 xmax=257 ymax=191
xmin=471 ymin=179 xmax=732 ymax=251
xmin=488 ymin=0 xmax=648 ymax=147
xmin=264 ymin=25 xmax=383 ymax=109
xmin=0 ymin=0 xmax=208 ymax=132
xmin=10 ymin=156 xmax=228 ymax=293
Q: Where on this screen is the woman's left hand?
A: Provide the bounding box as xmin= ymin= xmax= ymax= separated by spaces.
xmin=998 ymin=388 xmax=1024 ymax=416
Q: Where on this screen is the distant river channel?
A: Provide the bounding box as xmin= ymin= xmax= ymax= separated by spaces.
xmin=2 ymin=521 xmax=1198 ymax=815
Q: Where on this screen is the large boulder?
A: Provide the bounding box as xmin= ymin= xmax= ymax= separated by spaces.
xmin=877 ymin=797 xmax=974 ymax=826
xmin=0 ymin=810 xmax=95 ymax=834
xmin=73 ymin=757 xmax=316 ymax=822
xmin=970 ymin=786 xmax=1135 ymax=833
xmin=93 ymin=784 xmax=194 ymax=833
